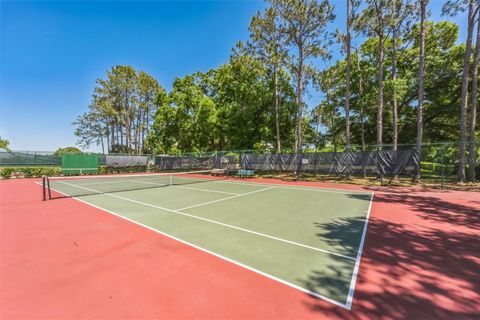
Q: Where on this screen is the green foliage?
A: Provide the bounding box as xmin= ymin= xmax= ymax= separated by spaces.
xmin=270 ymin=0 xmax=335 ymax=150
xmin=0 ymin=137 xmax=10 ymax=151
xmin=74 ymin=65 xmax=165 ymax=154
xmin=54 ymin=147 xmax=82 ymax=156
xmin=253 ymin=141 xmax=274 ymax=154
xmin=98 ymin=165 xmax=152 ymax=174
xmin=421 ymin=162 xmax=456 ymax=177
xmin=0 ymin=167 xmax=14 ymax=178
xmin=314 ymin=21 xmax=466 ymax=147
xmin=70 ymin=1 xmax=475 ymax=184
xmin=0 ymin=167 xmax=62 ymax=179
xmin=146 ymin=52 xmax=300 ymax=154
xmin=109 ymin=144 xmax=135 ymax=154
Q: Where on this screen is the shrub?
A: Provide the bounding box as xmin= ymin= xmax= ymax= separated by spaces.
xmin=421 ymin=162 xmax=456 ymax=176
xmin=54 ymin=147 xmax=82 ymax=156
xmin=98 ymin=166 xmax=152 ymax=174
xmin=0 ymin=166 xmax=62 ymax=179
xmin=0 ymin=167 xmax=15 ymax=179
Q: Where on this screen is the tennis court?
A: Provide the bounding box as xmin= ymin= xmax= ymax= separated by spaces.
xmin=43 ymin=171 xmax=373 ymax=309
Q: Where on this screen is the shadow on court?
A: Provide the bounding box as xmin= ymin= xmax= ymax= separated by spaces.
xmin=346 ymin=193 xmax=372 ymax=202
xmin=366 ymin=190 xmax=480 ymax=230
xmin=301 ymin=191 xmax=480 ymax=319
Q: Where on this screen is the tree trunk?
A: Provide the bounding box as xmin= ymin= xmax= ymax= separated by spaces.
xmin=376 ymin=32 xmax=385 ymax=147
xmin=126 ymin=116 xmax=131 ymax=152
xmin=295 ymin=48 xmax=304 ymax=153
xmin=392 ymin=24 xmax=400 ymax=181
xmin=133 ymin=110 xmax=139 ymax=154
xmin=106 ymin=124 xmax=110 ymax=154
xmin=392 ymin=28 xmax=398 ymax=151
xmin=111 ymin=123 xmax=115 ymax=152
xmin=345 ymin=0 xmax=351 ymax=150
xmin=415 ymin=0 xmax=427 ymax=181
xmin=457 ymin=0 xmax=475 ymax=183
xmin=125 ymin=90 xmax=131 ymax=152
xmin=274 ymin=65 xmax=282 ymax=153
xmin=100 ymin=134 xmax=105 ymax=154
xmin=141 ymin=106 xmax=147 ymax=153
xmin=143 ymin=104 xmax=150 ymax=153
xmin=120 ymin=125 xmax=124 ymax=147
xmin=468 ymin=10 xmax=480 ymax=182
xmin=357 ymin=53 xmax=366 ymax=152
xmin=146 ymin=105 xmax=150 ymax=136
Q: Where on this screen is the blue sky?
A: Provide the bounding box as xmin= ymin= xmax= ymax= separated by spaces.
xmin=0 ymin=0 xmax=467 ymax=152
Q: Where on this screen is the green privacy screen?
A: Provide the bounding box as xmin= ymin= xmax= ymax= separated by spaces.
xmin=61 ymin=154 xmax=98 ymax=175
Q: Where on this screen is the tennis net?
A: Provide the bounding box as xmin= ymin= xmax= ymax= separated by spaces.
xmin=43 ymin=169 xmax=225 ymax=200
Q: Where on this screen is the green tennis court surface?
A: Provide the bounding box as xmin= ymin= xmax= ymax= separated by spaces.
xmin=47 ymin=173 xmax=373 ymax=309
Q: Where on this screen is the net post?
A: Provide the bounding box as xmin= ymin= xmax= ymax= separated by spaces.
xmin=42 ymin=176 xmax=46 ymax=201
xmin=169 ymin=173 xmax=173 ymax=186
xmin=47 ymin=177 xmax=51 ymax=199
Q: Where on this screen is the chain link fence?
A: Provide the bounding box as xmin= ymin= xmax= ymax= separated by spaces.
xmin=0 ymin=150 xmax=61 ymax=167
xmin=1 ymin=142 xmax=478 ymax=186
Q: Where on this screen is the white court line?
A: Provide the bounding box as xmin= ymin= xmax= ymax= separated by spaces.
xmin=45 ymin=183 xmax=350 ymax=309
xmin=128 ymin=179 xmax=167 ymax=186
xmin=128 ymin=179 xmax=240 ymax=195
xmin=175 ymin=187 xmax=276 ymax=211
xmin=80 ymin=180 xmax=141 ymax=186
xmin=80 ymin=179 xmax=168 ymax=187
xmin=345 ymin=192 xmax=374 ymax=309
xmin=172 ymin=185 xmax=239 ymax=196
xmin=51 ymin=172 xmax=370 ymax=196
xmin=56 ymin=181 xmax=356 ymax=261
xmin=43 ymin=170 xmax=213 ymax=180
xmin=212 ymin=179 xmax=372 ymax=196
xmin=40 ymin=180 xmax=374 ymax=309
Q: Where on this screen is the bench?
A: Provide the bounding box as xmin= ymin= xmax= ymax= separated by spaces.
xmin=237 ymin=169 xmax=254 ymax=178
xmin=211 ymin=168 xmax=227 ymax=176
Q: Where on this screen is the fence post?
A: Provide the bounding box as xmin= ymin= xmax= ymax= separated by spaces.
xmin=362 ymin=147 xmax=366 ymax=178
xmin=377 ymin=145 xmax=384 ymax=186
xmin=440 ymin=144 xmax=445 ymax=190
xmin=274 ymin=152 xmax=280 ymax=176
xmin=333 ymin=144 xmax=337 ymax=183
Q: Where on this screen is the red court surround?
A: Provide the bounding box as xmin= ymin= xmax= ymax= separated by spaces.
xmin=1 ymin=178 xmax=479 ymax=319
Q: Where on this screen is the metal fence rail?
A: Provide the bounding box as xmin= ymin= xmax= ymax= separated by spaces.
xmin=0 ymin=151 xmax=61 ymax=167
xmin=1 ymin=141 xmax=478 ymax=185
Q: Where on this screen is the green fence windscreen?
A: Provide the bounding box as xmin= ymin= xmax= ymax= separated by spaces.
xmin=61 ymin=154 xmax=98 ymax=175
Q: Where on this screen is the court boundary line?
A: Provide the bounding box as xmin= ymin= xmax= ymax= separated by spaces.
xmin=172 ymin=185 xmax=240 ymax=196
xmin=44 ymin=183 xmax=352 ymax=310
xmin=40 ymin=180 xmax=374 ymax=309
xmin=41 ymin=170 xmax=216 ymax=180
xmin=345 ymin=192 xmax=374 ymax=309
xmin=175 ymin=186 xmax=276 ymax=211
xmin=128 ymin=180 xmax=240 ymax=196
xmin=45 ymin=171 xmax=371 ymax=195
xmin=118 ymin=180 xmax=240 ymax=195
xmin=56 ymin=181 xmax=356 ymax=261
xmin=213 ymin=179 xmax=371 ymax=195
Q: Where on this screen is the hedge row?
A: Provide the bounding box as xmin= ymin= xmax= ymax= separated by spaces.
xmin=0 ymin=167 xmax=62 ymax=179
xmin=420 ymin=162 xmax=456 ymax=175
xmin=0 ymin=166 xmax=160 ymax=179
xmin=98 ymin=166 xmax=153 ymax=174
xmin=1 ymin=162 xmax=473 ymax=180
